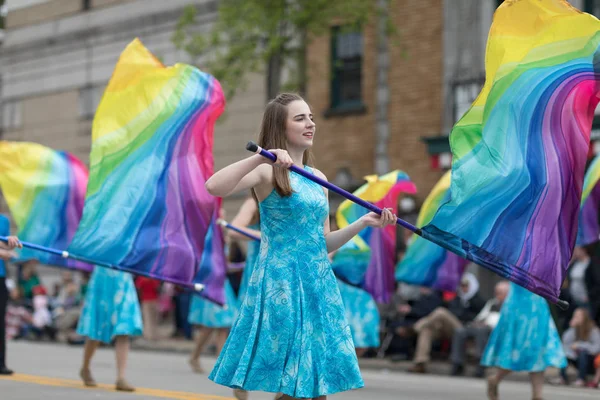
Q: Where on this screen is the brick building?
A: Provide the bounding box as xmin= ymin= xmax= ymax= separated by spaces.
xmin=307 ymin=0 xmax=594 ymax=208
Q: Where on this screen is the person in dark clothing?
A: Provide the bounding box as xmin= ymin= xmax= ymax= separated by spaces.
xmin=0 ymin=214 xmax=22 ymax=375
xmin=585 ymin=242 xmax=600 ymax=326
xmin=408 ymin=272 xmax=486 ymax=374
xmin=392 ymin=287 xmax=444 ymax=336
xmin=382 ymin=287 xmax=444 ymax=359
xmin=550 ymin=279 xmax=577 ymax=336
xmin=450 ymin=281 xmax=510 ymax=378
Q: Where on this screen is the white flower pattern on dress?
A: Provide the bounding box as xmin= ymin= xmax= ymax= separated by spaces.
xmin=76 ymin=267 xmax=143 ymax=344
xmin=482 ymin=282 xmax=567 ymax=372
xmin=188 ymin=280 xmax=239 ymax=328
xmin=209 ymin=167 xmax=364 ymax=398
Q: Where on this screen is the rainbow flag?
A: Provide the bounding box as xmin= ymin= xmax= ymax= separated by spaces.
xmin=396 ymin=171 xmax=468 ymax=291
xmin=419 ymin=0 xmax=600 ymax=303
xmin=68 ymin=39 xmax=226 ymax=303
xmin=334 ymin=170 xmax=417 ymax=303
xmin=577 ymin=155 xmax=600 ymax=246
xmin=195 ymin=207 xmax=228 ymax=302
xmin=0 ymin=141 xmax=91 ymax=270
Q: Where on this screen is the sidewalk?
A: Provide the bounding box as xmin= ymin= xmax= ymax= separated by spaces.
xmin=129 ymin=335 xmax=561 ymax=383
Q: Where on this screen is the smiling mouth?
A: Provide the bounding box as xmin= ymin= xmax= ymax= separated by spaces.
xmin=303 ymin=132 xmax=314 ymax=138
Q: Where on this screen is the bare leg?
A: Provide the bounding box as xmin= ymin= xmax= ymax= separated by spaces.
xmin=114 ymin=336 xmax=129 ymax=381
xmin=530 ymin=371 xmax=544 ymax=399
xmin=82 ymin=339 xmax=100 ymax=370
xmin=114 ymin=336 xmax=135 ymax=391
xmin=487 ymin=368 xmax=511 ymax=400
xmin=215 ymin=328 xmax=229 ymax=356
xmin=355 ymin=348 xmax=367 ymax=358
xmin=189 ymin=326 xmax=214 ymax=373
xmin=142 ymin=301 xmax=158 ymax=341
xmin=80 ymin=339 xmax=100 ymax=386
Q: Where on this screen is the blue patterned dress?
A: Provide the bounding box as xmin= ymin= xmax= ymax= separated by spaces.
xmin=76 ymin=267 xmax=143 ymax=343
xmin=332 ymin=258 xmax=380 ymax=349
xmin=209 ymin=167 xmax=364 ymax=398
xmin=237 ymin=223 xmax=260 ymax=303
xmin=188 ymin=279 xmax=239 ymax=328
xmin=481 ymin=282 xmax=567 ymax=372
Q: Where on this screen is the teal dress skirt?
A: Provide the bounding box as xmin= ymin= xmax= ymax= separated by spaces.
xmin=237 ymin=223 xmax=260 ymax=303
xmin=336 ymin=280 xmax=380 ymax=349
xmin=188 ymin=279 xmax=239 ymax=328
xmin=481 ymin=282 xmax=567 ymax=372
xmin=76 ymin=266 xmax=143 ymax=343
xmin=332 ymin=255 xmax=380 ymax=349
xmin=209 ymin=167 xmax=364 ymax=398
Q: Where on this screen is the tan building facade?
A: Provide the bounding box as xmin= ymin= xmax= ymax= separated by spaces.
xmin=0 ymin=0 xmax=264 ymax=218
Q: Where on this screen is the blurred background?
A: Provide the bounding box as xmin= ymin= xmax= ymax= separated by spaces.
xmin=0 ymin=0 xmax=598 ymax=375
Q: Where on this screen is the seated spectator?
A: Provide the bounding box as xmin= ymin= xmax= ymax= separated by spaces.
xmin=5 ymin=280 xmax=32 ymax=340
xmin=383 ymin=287 xmax=443 ymax=359
xmin=570 ymin=246 xmax=591 ymax=307
xmin=392 ymin=287 xmax=444 ymax=337
xmin=450 ymin=281 xmax=510 ymax=378
xmin=587 ymin=355 xmax=600 ymax=388
xmin=550 ymin=278 xmax=576 ymax=336
xmin=408 ymin=272 xmax=486 ymax=374
xmin=31 ymin=285 xmax=56 ymax=341
xmin=53 ymin=271 xmax=84 ymax=344
xmin=559 ymin=308 xmax=600 ymax=387
xmin=18 ymin=260 xmax=41 ymax=302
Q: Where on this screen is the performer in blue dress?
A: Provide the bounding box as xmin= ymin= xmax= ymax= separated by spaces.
xmin=76 ymin=266 xmax=143 ymax=392
xmin=188 ymin=208 xmax=240 ymax=374
xmin=228 ymin=196 xmax=261 ymax=304
xmin=329 ymin=215 xmax=380 ymax=357
xmin=205 ymin=93 xmax=396 ymax=399
xmin=332 ymin=258 xmax=380 ymax=356
xmin=188 ymin=278 xmax=239 ymax=373
xmin=482 ymin=282 xmax=567 ymax=400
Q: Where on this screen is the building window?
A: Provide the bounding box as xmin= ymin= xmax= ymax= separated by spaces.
xmin=1 ymin=100 xmax=22 ymax=131
xmin=329 ymin=26 xmax=363 ymax=112
xmin=79 ymin=86 xmax=103 ymax=120
xmin=586 ymin=0 xmax=600 ymax=16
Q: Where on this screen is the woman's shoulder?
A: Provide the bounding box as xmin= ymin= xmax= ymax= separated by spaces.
xmin=309 ymin=167 xmax=327 ymax=181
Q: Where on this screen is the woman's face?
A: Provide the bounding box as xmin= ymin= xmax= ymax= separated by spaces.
xmin=285 ymin=100 xmax=315 ymax=150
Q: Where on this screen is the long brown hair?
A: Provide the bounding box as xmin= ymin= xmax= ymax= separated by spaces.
xmin=574 ymin=308 xmax=596 ymax=341
xmin=257 ymin=93 xmax=314 ymax=197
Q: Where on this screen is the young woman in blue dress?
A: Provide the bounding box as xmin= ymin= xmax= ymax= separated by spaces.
xmin=205 ymin=93 xmax=396 ymax=400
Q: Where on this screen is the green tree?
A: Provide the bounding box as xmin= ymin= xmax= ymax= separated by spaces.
xmin=0 ymin=0 xmax=5 ymax=30
xmin=172 ymin=0 xmax=396 ymax=102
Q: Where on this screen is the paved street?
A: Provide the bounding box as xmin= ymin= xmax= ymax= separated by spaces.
xmin=0 ymin=341 xmax=597 ymax=399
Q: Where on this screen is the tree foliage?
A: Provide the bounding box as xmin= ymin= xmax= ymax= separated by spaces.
xmin=172 ymin=0 xmax=396 ymax=102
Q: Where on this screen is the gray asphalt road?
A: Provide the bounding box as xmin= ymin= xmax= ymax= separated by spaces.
xmin=0 ymin=341 xmax=595 ymax=399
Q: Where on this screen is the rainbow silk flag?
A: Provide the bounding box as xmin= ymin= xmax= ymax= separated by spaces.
xmin=195 ymin=207 xmax=228 ymax=298
xmin=419 ymin=0 xmax=600 ymax=303
xmin=577 ymin=155 xmax=600 ymax=246
xmin=334 ymin=170 xmax=417 ymax=303
xmin=396 ymin=171 xmax=468 ymax=291
xmin=0 ymin=141 xmax=91 ymax=270
xmin=68 ymin=39 xmax=226 ymax=303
